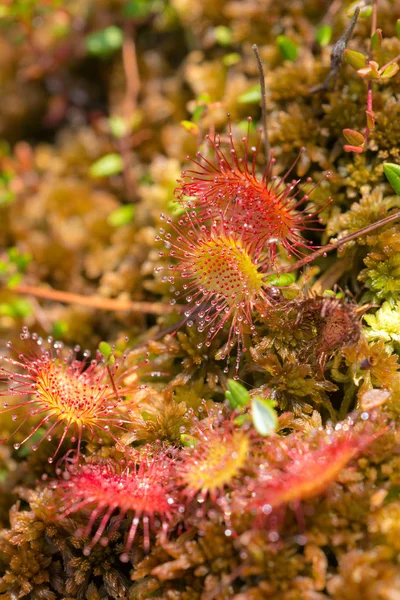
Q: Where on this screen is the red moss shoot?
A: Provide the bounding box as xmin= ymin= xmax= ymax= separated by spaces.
xmin=180 ymin=416 xmax=249 ymax=506
xmin=156 ymin=212 xmax=272 ymax=373
xmin=175 ymin=117 xmax=331 ymax=262
xmin=0 ymin=328 xmax=132 ymax=462
xmin=55 ymin=452 xmax=178 ymax=561
xmin=244 ymin=418 xmax=375 ymax=516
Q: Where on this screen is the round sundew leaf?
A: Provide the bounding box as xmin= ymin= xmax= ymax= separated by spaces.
xmin=251 ymin=396 xmax=278 ymax=436
xmin=383 ymin=163 xmax=400 ymax=195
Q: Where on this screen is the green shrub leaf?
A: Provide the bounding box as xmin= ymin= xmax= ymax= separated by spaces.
xmin=85 ymin=26 xmax=123 ymax=57
xmin=89 ymin=153 xmax=123 ymax=178
xmin=383 ymin=163 xmax=400 ymax=195
xmin=276 ymin=35 xmax=298 ymax=61
xmin=225 ymin=380 xmax=250 ymax=408
xmin=251 ymin=396 xmax=278 ymax=436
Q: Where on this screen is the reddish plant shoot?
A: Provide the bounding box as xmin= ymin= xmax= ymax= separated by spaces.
xmin=0 ymin=328 xmax=133 ymax=462
xmin=175 ymin=117 xmax=331 ymax=262
xmin=54 ymin=452 xmax=178 ymax=561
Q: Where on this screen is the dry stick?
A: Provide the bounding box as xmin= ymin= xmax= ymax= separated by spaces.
xmin=119 ymin=24 xmax=140 ymax=199
xmin=272 ymin=210 xmax=400 ymax=275
xmin=122 ymin=24 xmax=140 ymax=119
xmin=9 ymin=284 xmax=184 ymax=315
xmin=252 ymin=44 xmax=270 ymax=164
xmin=311 ymin=6 xmax=360 ymax=92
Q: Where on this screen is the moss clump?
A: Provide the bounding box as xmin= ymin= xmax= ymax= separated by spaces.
xmin=1 ymin=0 xmax=400 ymax=597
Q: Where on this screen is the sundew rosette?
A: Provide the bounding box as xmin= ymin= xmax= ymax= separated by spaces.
xmin=175 ymin=117 xmax=331 ymax=262
xmin=53 ymin=450 xmax=179 ymax=561
xmin=0 ymin=328 xmax=135 ymax=461
xmin=233 ymin=415 xmax=380 ymax=521
xmin=156 ymin=211 xmax=273 ymax=373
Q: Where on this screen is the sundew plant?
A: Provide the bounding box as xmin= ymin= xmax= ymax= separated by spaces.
xmin=1 ymin=1 xmax=400 ymax=599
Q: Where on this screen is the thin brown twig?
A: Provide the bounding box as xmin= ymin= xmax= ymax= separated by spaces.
xmin=8 ymin=284 xmax=184 ymax=315
xmin=311 ymin=7 xmax=360 ymax=93
xmin=122 ymin=23 xmax=140 ymax=118
xmin=252 ymin=44 xmax=270 ymax=164
xmin=270 ymin=210 xmax=400 ymax=275
xmin=118 ymin=24 xmax=141 ymax=199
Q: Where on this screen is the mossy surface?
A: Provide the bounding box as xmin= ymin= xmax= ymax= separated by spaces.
xmin=1 ymin=1 xmax=400 ymax=598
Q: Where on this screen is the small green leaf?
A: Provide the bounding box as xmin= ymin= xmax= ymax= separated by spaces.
xmin=316 ymin=24 xmax=332 ymax=47
xmin=225 ymin=379 xmax=250 ymax=409
xmin=107 ymin=204 xmax=135 ymax=227
xmin=266 ymin=273 xmax=296 ymax=287
xmin=191 ymin=104 xmax=206 ymax=123
xmin=99 ymin=341 xmax=113 ymax=358
xmin=180 ymin=120 xmax=199 ymax=135
xmin=223 ymin=52 xmax=241 ymax=67
xmin=7 ymin=248 xmax=31 ymax=271
xmin=167 ymin=198 xmax=187 ymax=217
xmin=383 ymin=163 xmax=400 ymax=195
xmin=0 ymin=298 xmax=32 ymax=318
xmin=238 ymin=84 xmax=261 ymax=104
xmin=344 ymin=49 xmax=367 ymax=70
xmin=52 ymin=320 xmax=69 ymax=338
xmin=123 ymin=0 xmax=152 ymax=18
xmin=108 ymin=115 xmax=129 ymax=138
xmin=85 ymin=26 xmax=123 ymax=57
xmin=6 ymin=273 xmax=22 ymax=288
xmin=323 ymin=290 xmax=344 ymax=299
xmin=180 ymin=433 xmax=198 ymax=447
xmin=89 ymin=153 xmax=123 ymax=178
xmin=233 ymin=413 xmax=251 ymax=426
xmin=214 ymin=25 xmax=232 ymax=46
xmin=0 ymin=189 xmax=14 ymax=205
xmin=371 ymin=29 xmax=382 ymax=52
xmin=343 ymin=128 xmax=365 ymax=146
xmin=276 ymin=35 xmax=298 ymax=61
xmin=251 ymin=396 xmax=278 ymax=437
xmin=346 ymin=2 xmax=372 ymax=18
xmin=380 ymin=63 xmax=399 ymax=80
xmin=397 ymin=19 xmax=400 ymax=40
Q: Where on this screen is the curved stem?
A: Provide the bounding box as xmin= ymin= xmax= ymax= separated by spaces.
xmin=7 ymin=283 xmax=184 ymax=315
xmin=272 ymin=211 xmax=400 ymax=275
